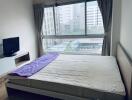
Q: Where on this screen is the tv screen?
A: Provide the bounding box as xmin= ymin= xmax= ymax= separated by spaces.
xmin=3 ymin=37 xmax=19 ymax=57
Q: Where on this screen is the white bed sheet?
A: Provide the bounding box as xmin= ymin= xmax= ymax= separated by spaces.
xmin=28 ymin=54 xmax=125 ymax=96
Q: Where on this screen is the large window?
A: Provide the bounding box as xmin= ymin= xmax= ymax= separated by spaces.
xmin=43 ymin=1 xmax=104 ymax=55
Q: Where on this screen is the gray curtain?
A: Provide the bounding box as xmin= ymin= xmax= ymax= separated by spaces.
xmin=34 ymin=6 xmax=44 ymax=57
xmin=97 ymin=0 xmax=113 ymax=56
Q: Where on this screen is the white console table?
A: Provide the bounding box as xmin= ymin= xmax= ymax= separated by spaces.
xmin=0 ymin=51 xmax=30 ymax=76
xmin=0 ymin=51 xmax=30 ymax=99
xmin=0 ymin=57 xmax=15 ymax=76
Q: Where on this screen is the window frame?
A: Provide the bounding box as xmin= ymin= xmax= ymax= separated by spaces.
xmin=42 ymin=0 xmax=104 ymax=39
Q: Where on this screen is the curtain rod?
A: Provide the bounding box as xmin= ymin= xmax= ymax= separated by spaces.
xmin=33 ymin=0 xmax=96 ymax=8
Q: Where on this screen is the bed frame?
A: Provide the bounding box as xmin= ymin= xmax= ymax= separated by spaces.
xmin=6 ymin=43 xmax=132 ymax=100
xmin=116 ymin=43 xmax=132 ymax=100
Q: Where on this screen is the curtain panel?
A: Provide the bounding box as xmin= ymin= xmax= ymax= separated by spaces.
xmin=97 ymin=0 xmax=113 ymax=56
xmin=34 ymin=6 xmax=44 ymax=57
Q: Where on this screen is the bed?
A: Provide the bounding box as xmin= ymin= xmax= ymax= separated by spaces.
xmin=6 ymin=44 xmax=132 ymax=100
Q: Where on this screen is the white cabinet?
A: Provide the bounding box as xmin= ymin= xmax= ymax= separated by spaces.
xmin=0 ymin=57 xmax=15 ymax=76
xmin=0 ymin=51 xmax=30 ymax=76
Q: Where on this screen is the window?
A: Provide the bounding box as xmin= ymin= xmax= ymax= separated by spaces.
xmin=43 ymin=1 xmax=104 ymax=55
xmin=55 ymin=3 xmax=85 ymax=35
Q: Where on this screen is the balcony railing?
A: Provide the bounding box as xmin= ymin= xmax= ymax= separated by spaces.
xmin=43 ymin=38 xmax=103 ymax=55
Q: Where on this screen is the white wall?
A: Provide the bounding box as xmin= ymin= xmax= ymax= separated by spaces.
xmin=111 ymin=0 xmax=122 ymax=56
xmin=120 ymin=0 xmax=132 ymax=59
xmin=0 ymin=0 xmax=37 ymax=60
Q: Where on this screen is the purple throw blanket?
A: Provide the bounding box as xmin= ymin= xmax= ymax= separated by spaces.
xmin=11 ymin=52 xmax=59 ymax=77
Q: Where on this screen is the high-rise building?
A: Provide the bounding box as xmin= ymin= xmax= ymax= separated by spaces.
xmin=86 ymin=1 xmax=104 ymax=34
xmin=73 ymin=3 xmax=85 ymax=34
xmin=56 ymin=5 xmax=73 ymax=35
xmin=43 ymin=7 xmax=55 ymax=36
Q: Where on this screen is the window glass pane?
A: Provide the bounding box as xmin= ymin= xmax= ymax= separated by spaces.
xmin=43 ymin=7 xmax=55 ymax=35
xmin=55 ymin=3 xmax=85 ymax=35
xmin=43 ymin=38 xmax=103 ymax=55
xmin=87 ymin=1 xmax=104 ymax=34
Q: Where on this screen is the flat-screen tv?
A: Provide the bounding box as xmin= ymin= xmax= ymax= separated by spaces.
xmin=3 ymin=37 xmax=19 ymax=57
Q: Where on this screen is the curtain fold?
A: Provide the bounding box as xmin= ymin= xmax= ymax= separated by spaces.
xmin=97 ymin=0 xmax=113 ymax=56
xmin=34 ymin=6 xmax=44 ymax=57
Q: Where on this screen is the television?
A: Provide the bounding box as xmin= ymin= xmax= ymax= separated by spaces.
xmin=3 ymin=37 xmax=19 ymax=57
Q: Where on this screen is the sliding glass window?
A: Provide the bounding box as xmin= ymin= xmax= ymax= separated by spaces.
xmin=42 ymin=0 xmax=104 ymax=55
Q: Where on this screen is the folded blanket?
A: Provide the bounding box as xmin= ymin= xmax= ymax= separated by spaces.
xmin=10 ymin=52 xmax=59 ymax=77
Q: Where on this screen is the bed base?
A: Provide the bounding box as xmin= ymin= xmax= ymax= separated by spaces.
xmin=6 ymin=83 xmax=91 ymax=100
xmin=7 ymin=87 xmax=60 ymax=100
xmin=117 ymin=43 xmax=132 ymax=100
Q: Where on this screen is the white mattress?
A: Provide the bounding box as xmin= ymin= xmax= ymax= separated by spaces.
xmin=8 ymin=55 xmax=126 ymax=99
